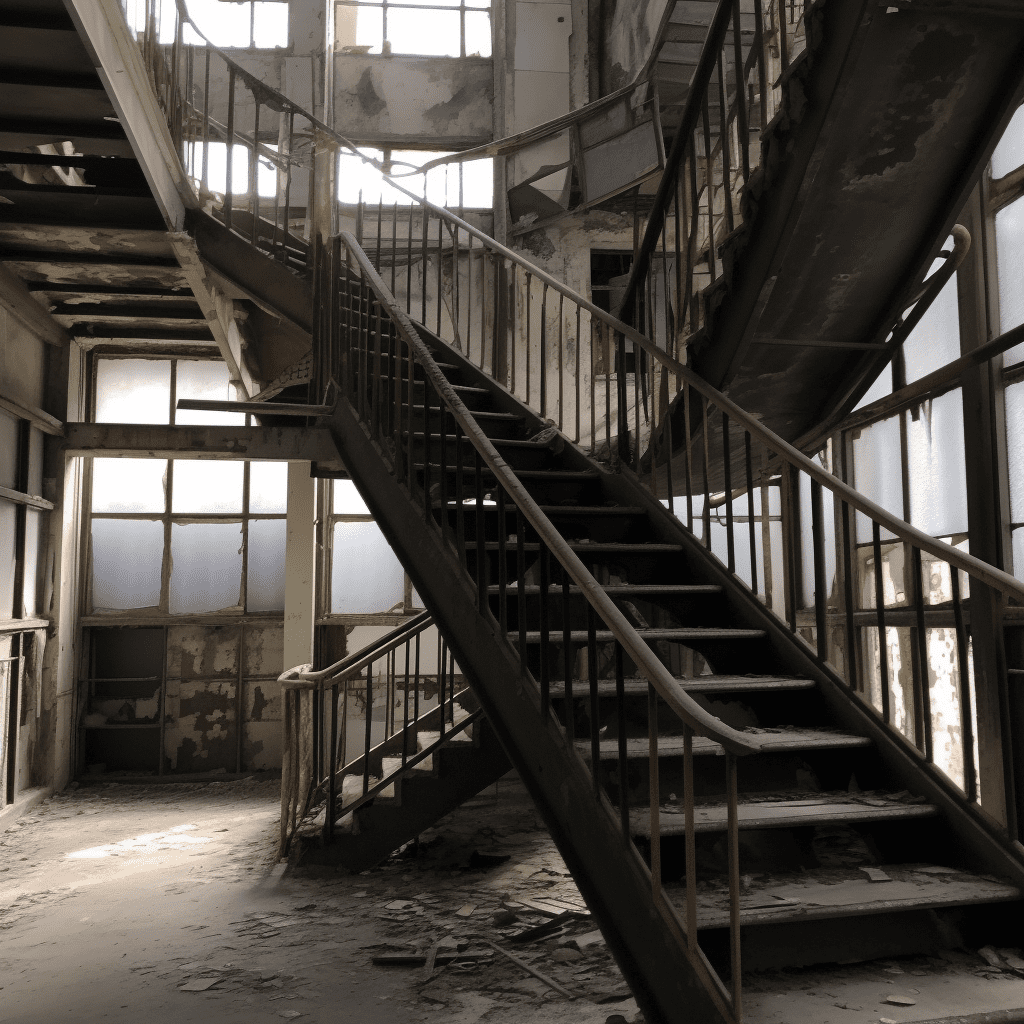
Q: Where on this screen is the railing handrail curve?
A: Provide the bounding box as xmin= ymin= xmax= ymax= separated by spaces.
xmin=338 ymin=230 xmax=765 ymax=759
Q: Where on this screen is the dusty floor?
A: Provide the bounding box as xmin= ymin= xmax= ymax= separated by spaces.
xmin=2 ymin=776 xmax=1024 ymax=1024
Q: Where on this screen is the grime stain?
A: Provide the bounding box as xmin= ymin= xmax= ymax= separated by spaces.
xmin=251 ymin=684 xmax=269 ymax=722
xmin=355 ymin=68 xmax=387 ymax=117
xmin=423 ymin=86 xmax=475 ymax=132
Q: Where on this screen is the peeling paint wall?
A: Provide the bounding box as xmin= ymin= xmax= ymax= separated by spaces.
xmin=333 ymin=56 xmax=494 ymax=144
xmin=603 ymin=0 xmax=671 ymax=91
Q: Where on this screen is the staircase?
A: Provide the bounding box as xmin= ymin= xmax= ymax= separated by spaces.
xmin=39 ymin=2 xmax=1024 ymax=1022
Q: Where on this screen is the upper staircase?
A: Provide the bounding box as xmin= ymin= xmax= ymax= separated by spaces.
xmin=19 ymin=2 xmax=1024 ymax=1022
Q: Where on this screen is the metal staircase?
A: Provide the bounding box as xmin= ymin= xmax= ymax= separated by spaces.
xmin=37 ymin=1 xmax=1024 ymax=1022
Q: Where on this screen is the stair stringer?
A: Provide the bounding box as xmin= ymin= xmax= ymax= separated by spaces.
xmin=602 ymin=462 xmax=1024 ymax=892
xmin=333 ymin=719 xmax=512 ymax=873
xmin=326 ymin=397 xmax=738 ymax=1024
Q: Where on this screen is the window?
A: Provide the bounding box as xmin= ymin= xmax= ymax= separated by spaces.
xmin=87 ymin=357 xmax=288 ymax=615
xmin=123 ymin=0 xmax=289 ymax=49
xmin=335 ymin=0 xmax=491 ymax=58
xmin=325 ymin=480 xmax=422 ymax=617
xmin=338 ymin=147 xmax=493 ymax=209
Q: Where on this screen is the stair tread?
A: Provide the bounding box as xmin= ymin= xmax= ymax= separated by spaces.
xmin=491 ymin=584 xmax=722 ymax=595
xmin=577 ymin=727 xmax=870 ymax=759
xmin=518 ymin=627 xmax=765 ymax=642
xmin=420 ymin=465 xmax=596 ymax=479
xmin=549 ymin=675 xmax=815 ymax=697
xmin=485 ymin=541 xmax=683 ymax=552
xmin=409 ymin=409 xmax=522 ymax=421
xmin=629 ymin=791 xmax=937 ymax=836
xmin=681 ymin=865 xmax=1020 ymax=930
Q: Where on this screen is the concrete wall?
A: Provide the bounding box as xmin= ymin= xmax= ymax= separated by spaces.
xmin=603 ymin=0 xmax=671 ymax=91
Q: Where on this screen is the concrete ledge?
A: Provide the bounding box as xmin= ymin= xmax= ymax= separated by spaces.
xmin=0 ymin=786 xmax=53 ymax=828
xmin=908 ymin=1012 xmax=1024 ymax=1024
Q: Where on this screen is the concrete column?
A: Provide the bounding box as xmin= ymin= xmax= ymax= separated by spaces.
xmin=284 ymin=462 xmax=316 ymax=671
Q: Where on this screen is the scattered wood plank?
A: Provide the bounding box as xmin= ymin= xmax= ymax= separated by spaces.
xmin=484 ymin=940 xmax=576 ymax=1000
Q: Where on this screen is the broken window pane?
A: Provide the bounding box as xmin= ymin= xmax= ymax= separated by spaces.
xmin=993 ymin=102 xmax=1024 ymax=179
xmin=92 ymin=458 xmax=166 ymax=513
xmin=333 ymin=479 xmax=370 ymax=515
xmin=181 ymin=0 xmax=288 ymax=48
xmin=169 ymin=522 xmax=243 ymax=613
xmin=95 ymin=359 xmax=171 ymax=424
xmin=175 ymin=360 xmax=245 ymax=425
xmin=91 ymin=519 xmax=164 ymax=610
xmin=247 ymin=518 xmax=287 ymax=611
xmin=249 ymin=462 xmax=288 ymax=513
xmin=465 ymin=10 xmax=491 ymax=56
xmin=172 ymin=460 xmax=244 ymax=513
xmin=331 ymin=521 xmax=404 ymax=613
xmin=0 ymin=498 xmax=15 ymax=619
xmin=906 ymin=390 xmax=968 ymax=538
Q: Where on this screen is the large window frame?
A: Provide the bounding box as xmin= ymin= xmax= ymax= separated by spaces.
xmin=82 ymin=352 xmax=289 ymax=622
xmin=335 ymin=0 xmax=492 ymax=59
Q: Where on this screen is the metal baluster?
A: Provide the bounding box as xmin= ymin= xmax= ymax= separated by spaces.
xmin=683 ymin=724 xmax=697 ymax=950
xmin=540 ymin=282 xmax=548 ymax=417
xmin=224 ymin=68 xmax=235 ymax=231
xmin=422 ymin=377 xmax=432 ymax=517
xmin=406 ymin=202 xmax=415 ymax=316
xmin=558 ymin=292 xmax=565 ymax=431
xmin=540 ymin=547 xmax=551 ymax=717
xmin=402 ymin=639 xmax=410 ymax=768
xmin=732 ymin=0 xmax=751 ymax=183
xmin=414 ymin=630 xmax=421 ymax=724
xmin=364 ymin=660 xmax=373 ymax=795
xmin=701 ymin=98 xmax=717 ymax=283
xmin=872 ymin=521 xmax=891 ymax=725
xmin=702 ymin=399 xmax=712 ymax=549
xmin=588 ymin=604 xmax=600 ymax=797
xmin=517 ymin=506 xmax=527 ymax=671
xmin=615 ymin=643 xmax=629 ymax=840
xmin=376 ymin=199 xmax=383 ymax=272
xmin=745 ymin=432 xmax=758 ymax=594
xmin=439 ymin=638 xmax=447 ymax=739
xmin=912 ymin=546 xmax=932 ymax=760
xmin=648 ymin=682 xmax=661 ymax=898
xmin=250 ymin=99 xmax=260 ymax=246
xmin=525 ymin=273 xmax=532 ymax=404
xmin=754 ymin=0 xmax=769 ymax=140
xmin=683 ymin=382 xmax=694 ymax=532
xmin=723 ymin=411 xmax=735 ymax=572
xmin=390 ymin=201 xmax=398 ymax=296
xmin=951 ymin=567 xmax=977 ymax=801
xmin=717 ymin=56 xmax=735 ymax=235
xmin=456 ymin=425 xmax=467 ymax=567
xmin=440 ymin=401 xmax=451 ymax=549
xmin=811 ymin=479 xmax=828 ymax=661
xmin=436 ymin=217 xmax=443 ymax=336
xmin=475 ymin=450 xmax=487 ymax=614
xmin=575 ymin=304 xmax=582 ymax=443
xmin=201 ymin=47 xmax=210 ymax=192
xmin=421 ymin=205 xmax=429 ymax=325
xmin=840 ymin=498 xmax=859 ymax=690
xmin=328 ymin=684 xmax=338 ymax=839
xmin=726 ymin=752 xmax=742 ymax=1018
xmin=466 ymin=234 xmax=473 ymax=362
xmin=563 ymin=570 xmax=573 ymax=744
xmin=497 ymin=487 xmax=508 ymax=633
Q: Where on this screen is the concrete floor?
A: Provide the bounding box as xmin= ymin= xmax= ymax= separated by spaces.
xmin=2 ymin=776 xmax=1024 ymax=1024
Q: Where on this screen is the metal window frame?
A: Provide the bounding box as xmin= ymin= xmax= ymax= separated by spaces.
xmin=334 ymin=0 xmax=492 ymax=59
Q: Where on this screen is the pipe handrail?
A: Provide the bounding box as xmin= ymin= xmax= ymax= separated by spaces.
xmin=338 ymin=230 xmax=765 ymax=759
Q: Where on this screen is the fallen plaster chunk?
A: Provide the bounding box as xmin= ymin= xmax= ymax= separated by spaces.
xmin=179 ymin=977 xmax=221 ymax=992
xmin=978 ymin=946 xmax=1005 ymax=970
xmin=860 ymin=867 xmax=892 ymax=882
xmin=883 ymin=995 xmax=917 ymax=1006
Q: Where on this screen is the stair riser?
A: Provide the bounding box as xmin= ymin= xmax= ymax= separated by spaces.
xmin=418 ymin=469 xmax=602 ymax=504
xmin=411 ymin=438 xmax=555 ymax=471
xmin=493 ymin=593 xmax=736 ymax=632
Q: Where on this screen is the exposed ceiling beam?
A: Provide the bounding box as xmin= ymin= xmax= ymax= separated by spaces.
xmin=0 ymin=260 xmax=70 ymax=347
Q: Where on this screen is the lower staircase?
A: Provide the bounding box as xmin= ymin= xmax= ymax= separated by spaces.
xmin=296 ymin=232 xmax=1024 ymax=1024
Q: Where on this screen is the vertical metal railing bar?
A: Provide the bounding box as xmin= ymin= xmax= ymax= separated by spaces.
xmin=701 ymin=99 xmax=717 ymax=285
xmin=810 ymin=479 xmax=828 ymax=662
xmin=726 ymin=752 xmax=742 ymax=1019
xmin=390 ymin=201 xmax=398 ymax=297
xmin=406 ymin=203 xmax=415 ymax=316
xmin=723 ymin=412 xmax=735 ymax=572
xmin=683 ymin=723 xmax=698 ymax=951
xmin=540 ymin=282 xmax=548 ymax=417
xmin=540 ymin=547 xmax=551 ymax=717
xmin=732 ymin=0 xmax=751 ymax=183
xmin=422 ymin=373 xmax=432 ymax=520
xmin=376 ymin=199 xmax=383 ymax=274
xmin=498 ymin=486 xmax=508 ymax=633
xmin=224 ymin=68 xmax=235 ymax=231
xmin=421 ymin=204 xmax=429 ymax=325
xmin=702 ymin=399 xmax=713 ymax=548
xmin=562 ymin=571 xmax=574 ymax=745
xmin=525 ymin=273 xmax=532 ymax=406
xmin=475 ymin=450 xmax=487 ymax=615
xmin=402 ymin=639 xmax=410 ymax=768
xmin=456 ymin=424 xmax=468 ymax=568
xmin=872 ymin=521 xmax=891 ymax=726
xmin=951 ymin=567 xmax=977 ymax=802
xmin=435 ymin=217 xmax=443 ymax=337
xmin=440 ymin=399 xmax=451 ymax=550
xmin=744 ymin=432 xmax=758 ymax=595
xmin=558 ymin=292 xmax=565 ymax=432
xmin=575 ymin=304 xmax=582 ymax=443
xmin=683 ymin=384 xmax=695 ymax=531
xmin=363 ymin=660 xmax=373 ymax=795
xmin=911 ymin=546 xmax=932 ymax=760
xmin=249 ymin=100 xmax=260 ymax=245
xmin=615 ymin=641 xmax=630 ymax=842
xmin=517 ymin=507 xmax=528 ymax=672
xmin=648 ymin=682 xmax=662 ymax=899
xmin=717 ymin=55 xmax=735 ymax=237
xmin=588 ymin=603 xmax=601 ymax=798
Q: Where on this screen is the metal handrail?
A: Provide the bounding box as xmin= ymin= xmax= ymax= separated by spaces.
xmin=338 ymin=230 xmax=764 ymax=758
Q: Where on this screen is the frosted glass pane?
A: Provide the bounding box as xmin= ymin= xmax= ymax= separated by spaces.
xmin=175 ymin=360 xmax=245 ymax=425
xmin=172 ymin=460 xmax=244 ymax=513
xmin=1013 ymin=528 xmax=1024 ymax=583
xmin=996 ymin=197 xmax=1024 ymax=356
xmin=1005 ymin=381 xmax=1024 ymax=521
xmin=0 ymin=499 xmax=15 ymax=619
xmin=331 ymin=522 xmax=404 ymax=613
xmin=993 ymin=103 xmax=1024 ymax=179
xmin=22 ymin=509 xmax=40 ymax=617
xmin=798 ymin=473 xmax=836 ymax=610
xmin=253 ymin=1 xmax=288 ymax=47
xmin=95 ymin=359 xmax=171 ymax=424
xmin=0 ymin=410 xmax=18 ymax=489
xmin=91 ymin=519 xmax=163 ymax=610
xmin=388 ymin=9 xmax=460 ymax=56
xmin=249 ymin=462 xmax=288 ymax=513
xmin=247 ymin=518 xmax=287 ymax=612
xmin=333 ymin=479 xmax=370 ymax=515
xmin=907 ymin=390 xmax=968 ymax=537
xmin=169 ymin=522 xmax=243 ymax=613
xmin=852 ymin=416 xmax=902 ymax=543
xmin=465 ymin=11 xmax=491 ymax=56
xmin=187 ymin=142 xmax=249 ymax=195
xmin=902 ymin=273 xmax=960 ymax=384
xmin=92 ymin=458 xmax=166 ymax=513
